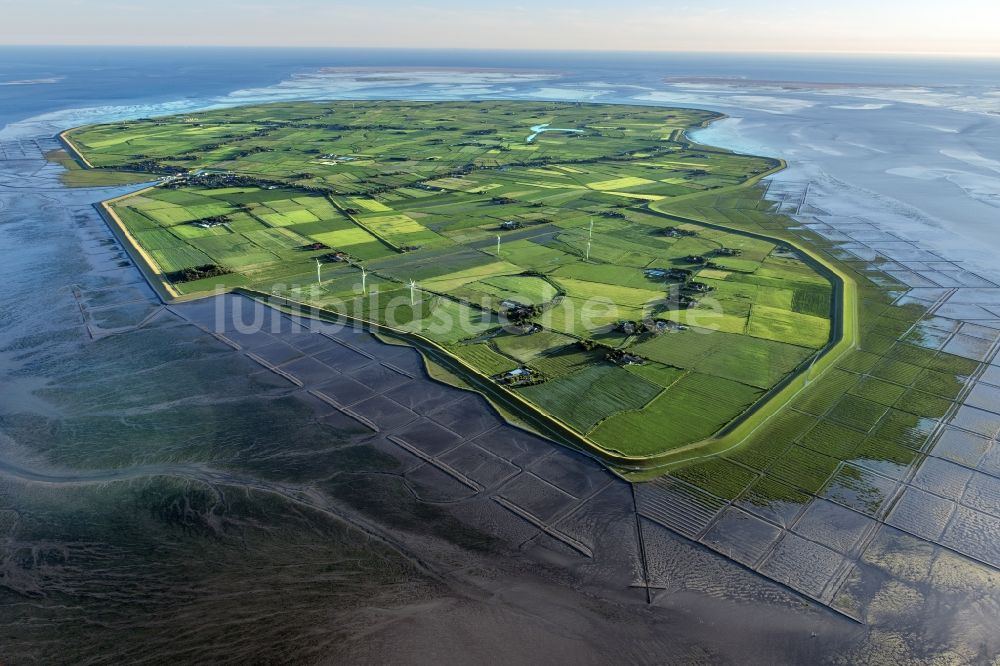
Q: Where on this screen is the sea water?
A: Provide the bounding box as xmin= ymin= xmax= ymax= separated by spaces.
xmin=3 ymin=47 xmax=1000 ymax=661
xmin=4 ymin=47 xmax=999 ymax=274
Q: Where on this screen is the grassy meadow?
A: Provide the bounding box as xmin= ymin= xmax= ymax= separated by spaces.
xmin=66 ymin=101 xmax=834 ymax=459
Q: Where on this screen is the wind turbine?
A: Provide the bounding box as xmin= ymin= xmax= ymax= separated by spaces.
xmin=315 ymin=258 xmax=322 ymax=284
xmin=496 ymin=234 xmax=502 ymax=257
xmin=360 ymin=265 xmax=367 ymax=294
xmin=589 ymin=217 xmax=594 ymax=240
xmin=409 ymin=279 xmax=417 ymax=305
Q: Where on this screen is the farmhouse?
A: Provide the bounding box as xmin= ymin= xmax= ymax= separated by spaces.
xmin=616 ymin=320 xmax=638 ymax=335
xmin=493 ymin=367 xmax=537 ymax=386
xmin=642 ymin=318 xmax=685 ymax=333
xmin=619 ymin=318 xmax=685 ymax=337
xmin=686 ymin=281 xmax=714 ymax=294
xmin=190 ymin=216 xmax=229 ymax=229
xmin=501 ymin=301 xmax=542 ymax=324
xmin=659 ymin=227 xmax=697 ymax=238
xmin=606 ymin=348 xmax=646 ymax=366
xmin=664 ymin=292 xmax=700 ymax=308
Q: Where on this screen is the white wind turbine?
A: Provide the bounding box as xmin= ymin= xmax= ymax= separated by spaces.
xmin=315 ymin=258 xmax=322 ymax=284
xmin=360 ymin=265 xmax=367 ymax=294
xmin=409 ymin=279 xmax=417 ymax=305
xmin=496 ymin=234 xmax=502 ymax=257
xmin=586 ymin=217 xmax=593 ymax=260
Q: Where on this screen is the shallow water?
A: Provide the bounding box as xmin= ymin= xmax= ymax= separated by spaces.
xmin=0 ymin=140 xmax=863 ymax=663
xmin=526 ymin=123 xmax=585 ymax=143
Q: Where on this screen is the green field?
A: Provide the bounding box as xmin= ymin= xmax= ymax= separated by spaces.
xmin=66 ymin=100 xmax=835 ymax=462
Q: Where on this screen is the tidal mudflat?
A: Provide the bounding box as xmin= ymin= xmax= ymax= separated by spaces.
xmin=0 ymin=136 xmax=850 ymax=664
xmin=3 ymin=53 xmax=1000 ymax=663
xmin=2 ymin=127 xmax=1000 ymax=664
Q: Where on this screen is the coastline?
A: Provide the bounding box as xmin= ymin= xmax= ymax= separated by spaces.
xmin=95 ymin=189 xmax=183 ymax=301
xmin=7 ymin=53 xmax=1000 ymax=661
xmin=57 ymin=128 xmax=95 ymax=169
xmin=59 ymin=102 xmax=857 ymax=476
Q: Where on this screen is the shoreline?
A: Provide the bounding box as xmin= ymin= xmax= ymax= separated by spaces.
xmin=6 ymin=57 xmax=1000 ymax=661
xmin=58 ymin=100 xmax=857 ymax=476
xmin=56 ymin=129 xmax=95 ymax=169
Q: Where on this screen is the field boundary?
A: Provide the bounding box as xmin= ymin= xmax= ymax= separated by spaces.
xmin=326 ymin=196 xmax=404 ymax=253
xmin=234 ymin=287 xmax=614 ymax=466
xmin=88 ymin=212 xmax=856 ymax=476
xmin=230 ymin=202 xmax=858 ymax=475
xmin=224 ymin=182 xmax=860 ymax=475
xmin=61 ymin=105 xmax=859 ymax=477
xmin=57 ymin=129 xmax=96 ymax=169
xmin=93 ymin=187 xmax=187 ymax=301
xmin=632 ymin=203 xmax=860 ymax=475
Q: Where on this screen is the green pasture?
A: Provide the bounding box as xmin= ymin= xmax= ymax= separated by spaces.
xmin=69 ymin=100 xmax=838 ymax=462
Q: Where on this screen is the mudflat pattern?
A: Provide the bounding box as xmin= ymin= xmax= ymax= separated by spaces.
xmin=5 ymin=136 xmax=1000 ymax=633
xmin=631 ymin=180 xmax=1000 ymax=618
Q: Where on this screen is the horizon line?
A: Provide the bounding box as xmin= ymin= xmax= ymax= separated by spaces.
xmin=2 ymin=43 xmax=1000 ymax=59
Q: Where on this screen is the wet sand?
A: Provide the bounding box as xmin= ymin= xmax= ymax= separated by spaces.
xmin=3 ymin=60 xmax=1000 ymax=661
xmin=4 ymin=132 xmax=1000 ymax=663
xmin=0 ymin=136 xmax=866 ymax=664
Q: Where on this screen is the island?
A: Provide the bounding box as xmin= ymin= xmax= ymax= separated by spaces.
xmin=60 ymin=100 xmax=854 ymax=474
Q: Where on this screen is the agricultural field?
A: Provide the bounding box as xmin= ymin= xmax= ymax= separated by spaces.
xmin=66 ymin=100 xmax=835 ymax=461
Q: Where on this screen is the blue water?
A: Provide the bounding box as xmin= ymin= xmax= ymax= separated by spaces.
xmin=526 ymin=123 xmax=585 ymax=143
xmin=3 ymin=47 xmax=1000 ymax=662
xmin=4 ymin=46 xmax=1000 ymax=129
xmin=2 ymin=47 xmax=999 ymax=271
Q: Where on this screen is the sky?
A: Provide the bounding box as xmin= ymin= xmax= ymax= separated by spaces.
xmin=2 ymin=0 xmax=999 ymax=56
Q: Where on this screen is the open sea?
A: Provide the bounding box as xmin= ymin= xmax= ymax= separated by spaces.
xmin=5 ymin=47 xmax=1000 ymax=271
